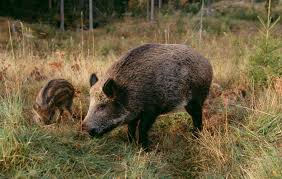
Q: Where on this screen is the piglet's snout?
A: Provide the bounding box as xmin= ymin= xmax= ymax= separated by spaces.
xmin=81 ymin=122 xmax=89 ymax=132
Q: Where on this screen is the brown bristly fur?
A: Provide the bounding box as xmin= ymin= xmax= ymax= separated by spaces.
xmin=33 ymin=79 xmax=75 ymax=125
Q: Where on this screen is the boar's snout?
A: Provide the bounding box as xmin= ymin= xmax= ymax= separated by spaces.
xmin=81 ymin=123 xmax=100 ymax=137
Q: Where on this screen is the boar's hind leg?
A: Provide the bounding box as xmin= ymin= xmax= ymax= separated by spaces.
xmin=138 ymin=112 xmax=158 ymax=150
xmin=185 ymin=99 xmax=203 ymax=137
xmin=128 ymin=119 xmax=139 ymax=143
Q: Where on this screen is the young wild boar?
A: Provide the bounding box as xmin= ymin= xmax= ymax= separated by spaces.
xmin=82 ymin=44 xmax=213 ymax=149
xmin=33 ymin=79 xmax=75 ymax=125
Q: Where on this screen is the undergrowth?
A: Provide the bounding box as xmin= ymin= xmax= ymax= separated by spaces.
xmin=248 ymin=1 xmax=281 ymax=87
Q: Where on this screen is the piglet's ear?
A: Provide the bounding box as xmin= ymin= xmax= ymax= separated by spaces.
xmin=48 ymin=99 xmax=55 ymax=107
xmin=33 ymin=104 xmax=39 ymax=110
xmin=90 ymin=73 xmax=98 ymax=87
xmin=102 ymin=78 xmax=118 ymax=98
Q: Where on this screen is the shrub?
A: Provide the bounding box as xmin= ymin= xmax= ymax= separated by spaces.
xmin=248 ymin=3 xmax=281 ymax=87
xmin=183 ymin=2 xmax=201 ymax=14
xmin=176 ymin=14 xmax=186 ymax=34
xmin=100 ymin=42 xmax=121 ymax=56
xmin=249 ymin=38 xmax=282 ymax=87
xmin=128 ymin=0 xmax=146 ymax=17
xmin=213 ymin=2 xmax=263 ymax=21
xmin=193 ymin=17 xmax=231 ymax=35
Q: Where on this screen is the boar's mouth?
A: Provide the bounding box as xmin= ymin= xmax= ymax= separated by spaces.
xmin=88 ymin=124 xmax=118 ymax=138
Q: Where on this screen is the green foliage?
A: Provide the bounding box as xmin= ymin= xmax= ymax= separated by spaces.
xmin=176 ymin=14 xmax=186 ymax=34
xmin=183 ymin=2 xmax=201 ymax=14
xmin=105 ymin=24 xmax=117 ymax=34
xmin=160 ymin=1 xmax=176 ymax=16
xmin=212 ymin=1 xmax=265 ymax=22
xmin=203 ymin=17 xmax=230 ymax=34
xmin=248 ymin=7 xmax=281 ymax=87
xmin=218 ymin=6 xmax=260 ymax=21
xmin=128 ymin=0 xmax=146 ymax=17
xmin=0 ymin=0 xmax=128 ymax=29
xmin=193 ymin=17 xmax=231 ymax=35
xmin=100 ymin=42 xmax=121 ymax=56
xmin=249 ymin=38 xmax=282 ymax=87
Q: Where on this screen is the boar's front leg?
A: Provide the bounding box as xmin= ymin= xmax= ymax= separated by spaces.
xmin=185 ymin=99 xmax=203 ymax=137
xmin=138 ymin=112 xmax=158 ymax=150
xmin=127 ymin=119 xmax=139 ymax=143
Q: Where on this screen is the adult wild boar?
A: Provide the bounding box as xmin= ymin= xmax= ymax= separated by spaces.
xmin=82 ymin=43 xmax=213 ymax=149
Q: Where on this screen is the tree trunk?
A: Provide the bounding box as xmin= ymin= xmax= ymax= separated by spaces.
xmin=60 ymin=0 xmax=65 ymax=31
xmin=199 ymin=0 xmax=204 ymax=46
xmin=150 ymin=0 xmax=154 ymax=21
xmin=207 ymin=0 xmax=212 ymax=15
xmin=89 ymin=0 xmax=93 ymax=30
xmin=79 ymin=0 xmax=84 ymax=10
xmin=159 ymin=0 xmax=162 ymax=9
xmin=49 ymin=0 xmax=52 ymax=9
xmin=147 ymin=0 xmax=150 ymax=21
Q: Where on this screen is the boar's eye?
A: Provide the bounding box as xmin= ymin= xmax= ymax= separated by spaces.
xmin=96 ymin=104 xmax=106 ymax=111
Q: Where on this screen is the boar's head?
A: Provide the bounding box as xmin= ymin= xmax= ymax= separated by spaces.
xmin=82 ymin=73 xmax=134 ymax=137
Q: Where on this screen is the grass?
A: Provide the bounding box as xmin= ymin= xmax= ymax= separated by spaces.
xmin=0 ymin=2 xmax=282 ymax=178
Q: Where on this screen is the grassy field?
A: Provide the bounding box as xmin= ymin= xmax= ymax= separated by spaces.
xmin=1 ymin=2 xmax=282 ymax=178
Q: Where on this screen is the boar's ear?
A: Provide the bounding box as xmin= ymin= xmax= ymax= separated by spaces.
xmin=90 ymin=73 xmax=98 ymax=87
xmin=102 ymin=78 xmax=118 ymax=98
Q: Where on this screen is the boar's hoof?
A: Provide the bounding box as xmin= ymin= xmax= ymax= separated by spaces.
xmin=191 ymin=128 xmax=201 ymax=138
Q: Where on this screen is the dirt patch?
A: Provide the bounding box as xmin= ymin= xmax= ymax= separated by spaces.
xmin=204 ymin=83 xmax=249 ymax=130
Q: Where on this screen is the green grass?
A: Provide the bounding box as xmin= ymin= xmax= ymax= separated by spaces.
xmin=1 ymin=87 xmax=281 ymax=178
xmin=0 ymin=91 xmax=167 ymax=178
